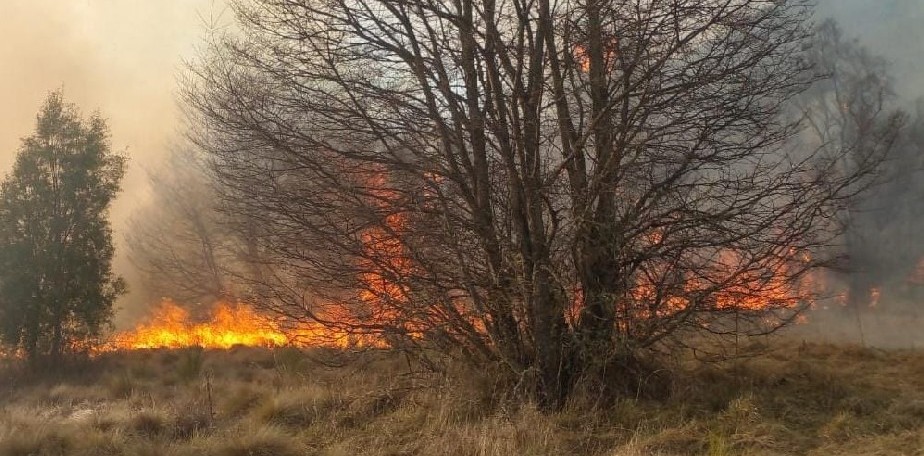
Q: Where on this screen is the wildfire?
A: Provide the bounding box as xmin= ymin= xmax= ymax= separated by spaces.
xmin=106 ymin=169 xmax=416 ymax=353
xmin=573 ymin=38 xmax=619 ymax=73
xmin=106 ymin=299 xmax=384 ymax=351
xmin=355 ymin=167 xmax=420 ymax=331
xmin=108 ymin=175 xmax=824 ymax=354
xmin=107 ymin=300 xmax=290 ymax=350
xmin=622 ymin=246 xmax=815 ymax=322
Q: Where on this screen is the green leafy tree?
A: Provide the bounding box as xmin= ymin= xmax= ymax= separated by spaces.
xmin=0 ymin=91 xmax=126 ymax=362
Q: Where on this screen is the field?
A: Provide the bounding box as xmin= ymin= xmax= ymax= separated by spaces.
xmin=2 ymin=340 xmax=924 ymax=456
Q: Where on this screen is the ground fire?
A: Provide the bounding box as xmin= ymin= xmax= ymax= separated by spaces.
xmin=105 ymin=300 xmax=377 ymax=350
xmin=109 ymin=250 xmax=817 ymax=352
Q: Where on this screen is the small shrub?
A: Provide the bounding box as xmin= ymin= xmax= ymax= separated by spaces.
xmin=174 ymin=408 xmax=213 ymax=440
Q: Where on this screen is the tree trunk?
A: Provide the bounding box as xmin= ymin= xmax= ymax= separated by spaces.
xmin=531 ymin=267 xmax=569 ymax=409
xmin=50 ymin=315 xmax=64 ymax=361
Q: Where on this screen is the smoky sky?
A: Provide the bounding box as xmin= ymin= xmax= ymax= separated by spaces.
xmin=0 ymin=0 xmax=227 ymax=325
xmin=816 ymin=0 xmax=924 ymax=102
xmin=0 ymin=0 xmax=921 ymax=325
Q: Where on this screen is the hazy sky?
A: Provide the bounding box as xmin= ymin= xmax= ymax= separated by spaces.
xmin=0 ymin=0 xmax=921 ymax=324
xmin=0 ymin=0 xmax=226 ymax=323
xmin=817 ymin=0 xmax=924 ymax=102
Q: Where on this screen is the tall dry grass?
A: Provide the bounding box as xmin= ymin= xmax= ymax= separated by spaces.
xmin=1 ymin=340 xmax=924 ymax=455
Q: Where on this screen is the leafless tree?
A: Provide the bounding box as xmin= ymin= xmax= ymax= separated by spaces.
xmin=126 ymin=147 xmax=237 ymax=310
xmin=184 ymin=0 xmax=884 ymax=407
xmin=797 ymin=19 xmax=905 ymax=327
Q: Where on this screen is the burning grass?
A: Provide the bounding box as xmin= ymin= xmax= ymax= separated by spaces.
xmin=105 ymin=300 xmax=381 ymax=351
xmin=107 ymin=300 xmax=290 ymax=350
xmin=3 ymin=340 xmax=924 ymax=455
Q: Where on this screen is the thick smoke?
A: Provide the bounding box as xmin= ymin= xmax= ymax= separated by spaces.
xmin=816 ymin=0 xmax=924 ymax=102
xmin=796 ymin=0 xmax=924 ymax=347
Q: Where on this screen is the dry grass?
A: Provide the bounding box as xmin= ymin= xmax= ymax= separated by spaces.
xmin=1 ymin=340 xmax=924 ymax=455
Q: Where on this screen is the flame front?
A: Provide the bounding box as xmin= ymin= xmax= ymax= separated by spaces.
xmin=108 ymin=300 xmax=290 ymax=350
xmin=106 ymin=299 xmax=390 ymax=351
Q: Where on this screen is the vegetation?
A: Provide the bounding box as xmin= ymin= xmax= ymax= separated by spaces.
xmin=5 ymin=5 xmax=924 ymax=456
xmin=0 ymin=91 xmax=126 ymax=362
xmin=174 ymin=0 xmax=890 ymax=409
xmin=3 ymin=339 xmax=924 ymax=455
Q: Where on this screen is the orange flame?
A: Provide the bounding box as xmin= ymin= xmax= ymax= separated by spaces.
xmin=108 ymin=300 xmax=290 ymax=350
xmin=108 ymin=168 xmax=421 ymax=353
xmin=355 ymin=168 xmax=418 ymax=329
xmin=106 ymin=299 xmax=386 ymax=351
xmin=573 ymin=38 xmax=619 ymax=73
xmin=567 ymin=241 xmax=817 ymax=327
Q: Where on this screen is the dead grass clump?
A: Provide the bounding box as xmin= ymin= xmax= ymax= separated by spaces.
xmin=67 ymin=429 xmax=127 ymax=456
xmin=636 ymin=422 xmax=705 ymax=455
xmin=173 ymin=407 xmax=213 ymax=440
xmin=250 ymin=387 xmax=342 ymax=428
xmin=387 ymin=405 xmax=568 ymax=456
xmin=251 ymin=396 xmax=314 ymax=428
xmin=105 ymin=371 xmax=136 ymax=398
xmin=340 ymin=390 xmax=405 ymax=428
xmin=128 ymin=409 xmax=169 ymax=438
xmin=720 ymin=393 xmax=760 ymax=427
xmin=271 ymin=346 xmax=308 ymax=376
xmin=672 ymin=364 xmax=742 ymax=414
xmin=0 ymin=425 xmax=73 ymax=456
xmin=176 ymin=347 xmax=205 ymax=383
xmin=205 ymin=426 xmax=303 ymax=456
xmin=220 ymin=385 xmax=265 ymax=419
xmin=88 ymin=403 xmax=133 ymax=433
xmin=7 ymin=340 xmax=924 ymax=455
xmin=46 ymin=383 xmax=107 ymax=404
xmin=884 ymin=398 xmax=924 ymax=430
xmin=124 ymin=441 xmax=195 ymax=456
xmin=818 ymin=410 xmax=862 ymax=442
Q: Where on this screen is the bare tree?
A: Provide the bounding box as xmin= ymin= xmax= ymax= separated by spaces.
xmin=185 ymin=0 xmax=882 ymax=407
xmin=126 ymin=147 xmax=237 ymax=310
xmin=797 ymin=19 xmax=905 ymax=327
